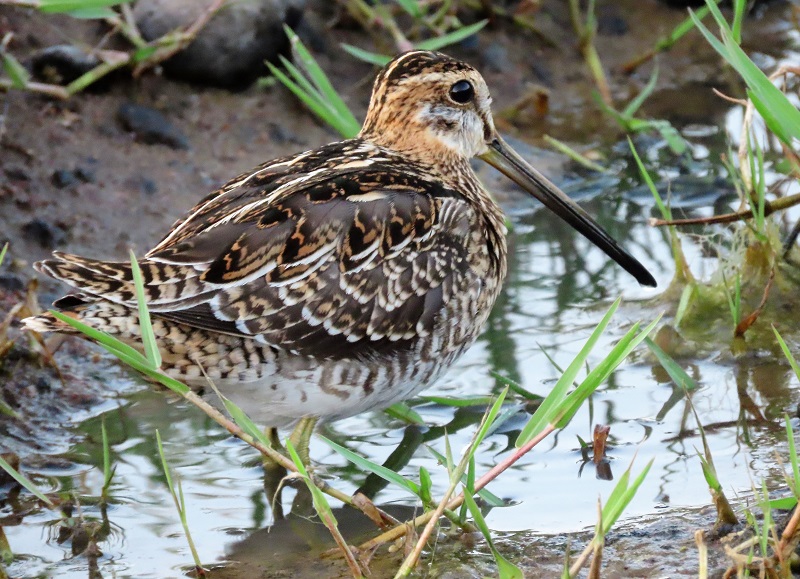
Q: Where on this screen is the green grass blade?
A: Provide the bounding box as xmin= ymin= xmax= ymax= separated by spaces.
xmin=419 ymin=466 xmax=433 ymax=506
xmin=463 ymin=492 xmax=523 ymax=578
xmin=415 ymin=20 xmax=489 ymax=52
xmin=471 ymin=387 xmax=508 ymax=452
xmin=655 ymin=1 xmax=715 ymax=50
xmin=288 ymin=439 xmax=332 ymax=513
xmin=1 ymin=50 xmax=29 ymax=89
xmin=731 ymin=0 xmax=745 ymax=43
xmin=341 ymin=43 xmax=392 ymax=66
xmin=491 ymin=372 xmax=542 ymax=401
xmin=279 ymin=55 xmax=327 ymax=105
xmin=673 ymin=283 xmax=695 ymax=328
xmin=692 ymin=2 xmax=800 ymax=144
xmin=268 ymin=61 xmax=357 ymax=139
xmin=0 ymin=243 xmax=7 ymax=266
xmin=768 ymin=496 xmax=797 ymax=510
xmin=63 ymin=6 xmax=118 ymax=18
xmin=129 ymin=251 xmax=161 ymax=368
xmin=53 ymin=311 xmax=191 ymax=396
xmin=219 ymin=397 xmax=272 ymax=448
xmin=419 ymin=395 xmax=495 ymax=407
xmin=0 ymin=455 xmax=54 ymax=507
xmin=773 ymin=326 xmax=800 ymax=380
xmin=286 ymin=440 xmax=363 ymax=577
xmin=554 ymin=315 xmax=661 ymax=429
xmin=321 ymin=436 xmax=421 ymax=497
xmin=268 ymin=62 xmax=344 ymax=134
xmin=517 ymin=298 xmax=621 ymax=446
xmin=384 ymin=402 xmax=425 ymax=425
xmin=426 ymin=446 xmax=505 ymax=507
xmin=622 ymin=65 xmax=659 ymax=118
xmin=645 ymin=337 xmax=699 ymax=391
xmin=786 ymin=414 xmax=800 ymax=497
xmin=156 ymin=430 xmax=177 ymax=502
xmin=285 ymin=27 xmax=360 ymax=136
xmin=50 ymin=310 xmax=150 ymax=366
xmin=396 ymin=0 xmax=422 ymax=18
xmin=601 ymin=458 xmax=653 ymax=533
xmin=543 ymin=135 xmax=609 ymax=174
xmin=38 ymin=0 xmax=128 ymax=13
xmin=629 ymin=138 xmax=671 ymax=221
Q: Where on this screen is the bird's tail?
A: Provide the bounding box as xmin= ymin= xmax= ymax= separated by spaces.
xmin=21 ymin=251 xmax=160 ymax=335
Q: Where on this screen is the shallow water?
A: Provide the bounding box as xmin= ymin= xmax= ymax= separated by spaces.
xmin=6 ymin=104 xmax=800 ymax=578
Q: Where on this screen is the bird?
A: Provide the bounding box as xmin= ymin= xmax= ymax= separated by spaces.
xmin=23 ymin=50 xmax=656 ymax=460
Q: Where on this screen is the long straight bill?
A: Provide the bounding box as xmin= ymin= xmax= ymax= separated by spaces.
xmin=479 ymin=137 xmax=657 ymax=287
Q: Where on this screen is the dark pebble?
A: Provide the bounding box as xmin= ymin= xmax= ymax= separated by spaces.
xmin=35 ymin=377 xmax=52 ymax=394
xmin=597 ymin=5 xmax=628 ymax=36
xmin=117 ymin=103 xmax=190 ymax=150
xmin=138 ymin=176 xmax=158 ymax=195
xmin=4 ymin=166 xmax=30 ymax=182
xmin=21 ymin=219 xmax=67 ymax=249
xmin=74 ymin=165 xmax=95 ymax=183
xmin=30 ymin=45 xmax=100 ymax=86
xmin=598 ymin=14 xmax=628 ymax=35
xmin=51 ymin=169 xmax=79 ymax=189
xmin=268 ymin=122 xmax=302 ymax=145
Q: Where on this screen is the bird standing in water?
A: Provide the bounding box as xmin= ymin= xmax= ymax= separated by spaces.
xmin=24 ymin=51 xmax=655 ymax=459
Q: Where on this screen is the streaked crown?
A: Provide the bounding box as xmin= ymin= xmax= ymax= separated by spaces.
xmin=359 ymin=51 xmax=495 ymax=163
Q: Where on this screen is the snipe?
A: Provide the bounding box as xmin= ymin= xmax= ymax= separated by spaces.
xmin=24 ymin=51 xmax=655 ymax=457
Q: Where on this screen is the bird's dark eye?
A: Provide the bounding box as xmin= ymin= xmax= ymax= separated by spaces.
xmin=449 ymin=80 xmax=474 ymax=104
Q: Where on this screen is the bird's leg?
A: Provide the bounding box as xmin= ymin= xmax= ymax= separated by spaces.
xmin=288 ymin=416 xmax=318 ymax=466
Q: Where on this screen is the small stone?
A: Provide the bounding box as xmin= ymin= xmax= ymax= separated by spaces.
xmin=74 ymin=166 xmax=95 ymax=183
xmin=133 ymin=0 xmax=305 ymax=88
xmin=21 ymin=219 xmax=67 ymax=249
xmin=30 ymin=45 xmax=100 ymax=86
xmin=118 ymin=103 xmax=190 ymax=150
xmin=4 ymin=166 xmax=30 ymax=182
xmin=139 ymin=177 xmax=158 ymax=195
xmin=268 ymin=122 xmax=302 ymax=145
xmin=597 ymin=6 xmax=628 ymax=36
xmin=35 ymin=377 xmax=51 ymax=394
xmin=51 ymin=169 xmax=79 ymax=189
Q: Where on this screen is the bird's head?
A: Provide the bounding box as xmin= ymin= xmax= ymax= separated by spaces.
xmin=360 ymin=51 xmax=656 ymax=288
